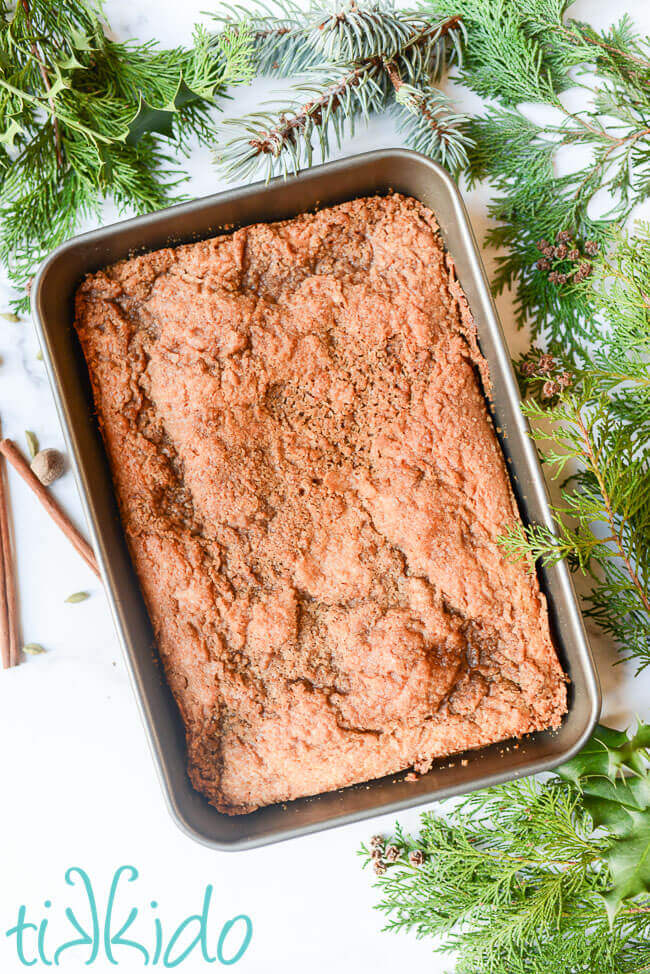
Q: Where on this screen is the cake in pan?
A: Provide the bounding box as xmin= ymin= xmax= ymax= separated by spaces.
xmin=74 ymin=194 xmax=567 ymax=814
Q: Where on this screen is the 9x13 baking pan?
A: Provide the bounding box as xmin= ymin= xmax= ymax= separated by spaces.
xmin=32 ymin=149 xmax=601 ymax=850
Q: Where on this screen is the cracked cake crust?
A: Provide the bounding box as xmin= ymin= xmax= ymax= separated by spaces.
xmin=74 ymin=193 xmax=567 ymax=814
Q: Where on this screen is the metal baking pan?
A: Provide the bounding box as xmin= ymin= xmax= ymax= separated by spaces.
xmin=32 ymin=149 xmax=600 ymax=850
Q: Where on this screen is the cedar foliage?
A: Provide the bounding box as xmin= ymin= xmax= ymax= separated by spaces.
xmin=430 ymin=0 xmax=650 ymax=343
xmin=500 ymin=227 xmax=650 ymax=672
xmin=0 ymin=0 xmax=253 ymax=307
xmin=362 ymin=724 xmax=650 ymax=973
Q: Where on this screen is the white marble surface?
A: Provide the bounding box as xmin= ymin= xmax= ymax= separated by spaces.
xmin=0 ymin=1 xmax=649 ymax=971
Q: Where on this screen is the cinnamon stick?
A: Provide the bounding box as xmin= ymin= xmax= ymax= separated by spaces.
xmin=0 ymin=495 xmax=9 ymax=668
xmin=0 ymin=438 xmax=100 ymax=580
xmin=0 ymin=446 xmax=19 ymax=667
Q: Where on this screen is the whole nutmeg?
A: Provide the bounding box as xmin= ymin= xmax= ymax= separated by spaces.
xmin=30 ymin=448 xmax=65 ymax=486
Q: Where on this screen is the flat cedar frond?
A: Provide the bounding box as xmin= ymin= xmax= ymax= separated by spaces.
xmin=213 ymin=1 xmax=469 ymax=180
xmin=498 ymin=228 xmax=650 ymax=671
xmin=0 ymin=0 xmax=253 ymax=308
xmin=362 ymin=724 xmax=650 ymax=972
xmin=429 ymin=0 xmax=650 ymax=344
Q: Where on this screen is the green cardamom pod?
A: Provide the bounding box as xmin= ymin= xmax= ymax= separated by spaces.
xmin=23 ymin=643 xmax=46 ymax=655
xmin=65 ymin=591 xmax=90 ymax=604
xmin=25 ymin=429 xmax=39 ymax=459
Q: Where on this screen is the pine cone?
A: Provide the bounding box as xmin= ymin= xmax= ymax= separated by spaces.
xmin=538 ymin=353 xmax=555 ymax=374
xmin=384 ymin=844 xmax=401 ymax=863
xmin=520 ymin=360 xmax=538 ymax=377
xmin=374 ymin=860 xmax=387 ymax=876
xmin=409 ymin=849 xmax=426 ymax=867
xmin=542 ymin=380 xmax=561 ymax=399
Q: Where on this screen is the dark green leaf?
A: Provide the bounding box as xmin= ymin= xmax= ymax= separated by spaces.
xmin=125 ymin=94 xmax=176 ymax=146
xmin=602 ymin=810 xmax=650 ymax=922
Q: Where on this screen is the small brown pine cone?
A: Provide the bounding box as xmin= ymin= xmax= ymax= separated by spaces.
xmin=536 ymin=258 xmax=550 ymax=272
xmin=568 ymin=248 xmax=580 ymax=261
xmin=556 ymin=272 xmax=568 ymax=285
xmin=542 ymin=380 xmax=561 ymax=399
xmin=584 ymin=240 xmax=599 ymax=256
xmin=384 ymin=845 xmax=401 ymax=863
xmin=520 ymin=360 xmax=538 ymax=377
xmin=409 ymin=849 xmax=426 ymax=867
xmin=536 ymin=238 xmax=549 ymax=252
xmin=370 ymin=847 xmax=384 ymax=861
xmin=556 ymin=229 xmax=571 ymax=243
xmin=554 ymin=243 xmax=567 ymax=260
xmin=374 ymin=860 xmax=387 ymax=876
xmin=370 ymin=834 xmax=384 ymax=851
xmin=579 ymin=261 xmax=592 ymax=277
xmin=538 ymin=353 xmax=555 ymax=374
xmin=548 ymin=271 xmax=559 ymax=284
xmin=558 ymin=372 xmax=573 ymax=389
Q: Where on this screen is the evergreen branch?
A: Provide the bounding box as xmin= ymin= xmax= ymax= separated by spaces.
xmin=0 ymin=0 xmax=254 ymax=306
xmin=428 ymin=0 xmax=650 ymax=343
xmin=218 ymin=59 xmax=387 ymax=180
xmin=497 ymin=227 xmax=650 ymax=671
xmin=392 ymin=79 xmax=471 ymax=172
xmin=211 ymin=0 xmax=316 ymax=75
xmin=213 ymin=2 xmax=468 ymax=180
xmin=362 ymin=723 xmax=650 ymax=972
xmin=19 ymin=0 xmax=63 ymax=167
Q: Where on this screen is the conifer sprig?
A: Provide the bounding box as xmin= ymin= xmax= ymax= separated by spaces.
xmin=362 ymin=723 xmax=650 ymax=973
xmin=0 ymin=0 xmax=254 ymax=308
xmin=213 ymin=1 xmax=471 ymax=180
xmin=499 ymin=227 xmax=650 ymax=671
xmin=428 ymin=0 xmax=650 ymax=344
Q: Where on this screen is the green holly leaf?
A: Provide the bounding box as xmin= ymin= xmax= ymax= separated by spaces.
xmin=47 ymin=62 xmax=71 ymax=99
xmin=170 ymin=78 xmax=207 ymax=110
xmin=601 ymin=809 xmax=650 ymax=924
xmin=557 ymin=724 xmax=631 ymax=783
xmin=125 ymin=77 xmax=209 ymax=146
xmin=620 ymin=722 xmax=650 ymax=775
xmin=68 ymin=26 xmax=95 ymax=53
xmin=0 ymin=119 xmax=24 ymax=147
xmin=56 ymin=51 xmax=87 ymax=71
xmin=582 ymin=793 xmax=634 ymax=836
xmin=125 ymin=94 xmax=176 ymax=145
xmin=556 ymin=722 xmax=650 ymax=925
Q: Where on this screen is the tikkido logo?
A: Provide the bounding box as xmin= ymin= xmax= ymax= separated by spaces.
xmin=5 ymin=866 xmax=253 ymax=968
